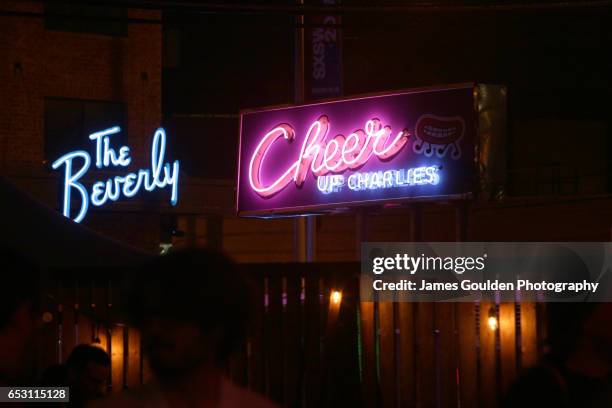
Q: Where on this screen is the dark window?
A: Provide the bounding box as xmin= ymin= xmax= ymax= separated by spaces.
xmin=162 ymin=29 xmax=181 ymax=69
xmin=44 ymin=98 xmax=126 ymax=165
xmin=45 ymin=5 xmax=127 ymax=36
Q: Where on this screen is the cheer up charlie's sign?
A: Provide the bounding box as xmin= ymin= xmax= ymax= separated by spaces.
xmin=237 ymin=84 xmax=476 ymax=216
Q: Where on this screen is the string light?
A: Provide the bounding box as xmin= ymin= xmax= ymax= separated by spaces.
xmin=487 ymin=308 xmax=498 ymax=331
xmin=330 ymin=290 xmax=342 ymax=305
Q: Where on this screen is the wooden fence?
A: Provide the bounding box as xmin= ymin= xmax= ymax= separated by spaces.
xmin=39 ymin=262 xmax=545 ymax=408
xmin=37 ymin=275 xmax=151 ymax=392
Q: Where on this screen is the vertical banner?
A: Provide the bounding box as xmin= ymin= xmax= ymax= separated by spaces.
xmin=305 ymin=0 xmax=343 ymax=101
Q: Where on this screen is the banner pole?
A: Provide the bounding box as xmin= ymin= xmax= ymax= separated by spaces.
xmin=293 ymin=0 xmax=316 ymax=262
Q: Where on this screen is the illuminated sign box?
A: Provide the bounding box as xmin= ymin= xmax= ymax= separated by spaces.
xmin=237 ymin=83 xmax=501 ymax=217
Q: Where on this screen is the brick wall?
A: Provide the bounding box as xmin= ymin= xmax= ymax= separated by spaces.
xmin=0 ymin=1 xmax=163 ymax=250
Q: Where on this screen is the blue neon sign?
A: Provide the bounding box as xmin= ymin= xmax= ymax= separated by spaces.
xmin=316 ymin=166 xmax=440 ymax=194
xmin=51 ymin=126 xmax=180 ymax=223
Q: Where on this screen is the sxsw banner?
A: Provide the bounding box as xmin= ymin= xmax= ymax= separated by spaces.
xmin=237 ymin=84 xmax=477 ymax=216
xmin=304 ymin=0 xmax=343 ymax=100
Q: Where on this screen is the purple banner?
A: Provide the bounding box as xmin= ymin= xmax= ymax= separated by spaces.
xmin=304 ymin=0 xmax=343 ymax=100
xmin=237 ymin=84 xmax=477 ymax=216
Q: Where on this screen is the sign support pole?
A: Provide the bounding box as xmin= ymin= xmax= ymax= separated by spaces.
xmin=455 ymin=201 xmax=469 ymax=241
xmin=356 ymin=208 xmax=368 ymax=257
xmin=411 ymin=203 xmax=424 ymax=242
xmin=293 ymin=0 xmax=317 ymax=262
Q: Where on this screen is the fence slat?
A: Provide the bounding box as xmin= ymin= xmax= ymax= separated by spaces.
xmin=142 ymin=354 xmax=154 ymax=385
xmin=457 ymin=302 xmax=479 ymax=408
xmin=499 ymin=302 xmax=517 ymax=395
xmin=247 ymin=274 xmax=265 ymax=393
xmin=61 ymin=307 xmax=75 ymax=363
xmin=520 ymin=302 xmax=538 ymax=368
xmin=266 ymin=274 xmax=284 ymax=403
xmin=436 ymin=302 xmax=458 ymax=408
xmin=479 ymin=301 xmax=498 ymax=408
xmin=282 ymin=274 xmax=302 ymax=407
xmin=37 ymin=306 xmax=58 ymax=377
xmin=415 ymin=302 xmax=435 ymax=407
xmin=360 ymin=301 xmax=378 ymax=407
xmin=322 ymin=274 xmax=361 ymax=407
xmin=379 ymin=301 xmax=397 ymax=408
xmin=110 ymin=326 xmax=125 ymax=393
xmin=95 ymin=326 xmax=108 ymax=353
xmin=304 ymin=273 xmax=322 ymax=407
xmin=229 ymin=341 xmax=247 ymax=386
xmin=398 ymin=302 xmax=416 ymax=408
xmin=127 ymin=328 xmax=141 ymax=388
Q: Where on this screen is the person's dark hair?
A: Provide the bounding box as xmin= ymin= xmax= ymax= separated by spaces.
xmin=126 ymin=248 xmax=251 ymax=362
xmin=40 ymin=364 xmax=68 ymax=387
xmin=544 ymin=302 xmax=598 ymax=363
xmin=0 ymin=249 xmax=40 ymax=330
xmin=65 ymin=345 xmax=110 ymax=372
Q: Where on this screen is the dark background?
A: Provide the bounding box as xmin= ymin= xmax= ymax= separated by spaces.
xmin=160 ymin=0 xmax=612 ymax=199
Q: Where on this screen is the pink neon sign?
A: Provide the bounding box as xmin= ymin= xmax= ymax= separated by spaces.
xmin=238 ymin=84 xmax=476 ymax=217
xmin=249 ymin=116 xmax=409 ymax=197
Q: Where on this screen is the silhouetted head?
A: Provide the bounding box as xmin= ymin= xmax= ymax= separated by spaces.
xmin=127 ymin=249 xmax=251 ymax=381
xmin=545 ymin=302 xmax=612 ymax=364
xmin=66 ymin=344 xmax=110 ymax=403
xmin=0 ymin=249 xmax=40 ymax=384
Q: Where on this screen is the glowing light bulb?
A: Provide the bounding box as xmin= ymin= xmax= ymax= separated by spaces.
xmin=487 ymin=314 xmax=498 ymax=331
xmin=330 ymin=290 xmax=342 ymax=305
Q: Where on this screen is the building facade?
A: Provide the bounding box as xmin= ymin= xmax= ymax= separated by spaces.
xmin=1 ymin=2 xmax=173 ymax=250
xmin=3 ymin=1 xmax=611 ymax=259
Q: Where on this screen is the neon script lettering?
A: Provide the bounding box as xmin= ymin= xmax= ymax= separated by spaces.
xmin=249 ymin=116 xmax=409 ymax=197
xmin=52 ymin=127 xmax=180 ymax=223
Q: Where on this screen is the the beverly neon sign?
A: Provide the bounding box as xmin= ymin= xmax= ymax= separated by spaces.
xmin=51 ymin=127 xmax=180 ymax=223
xmin=249 ymin=115 xmax=410 ymax=197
